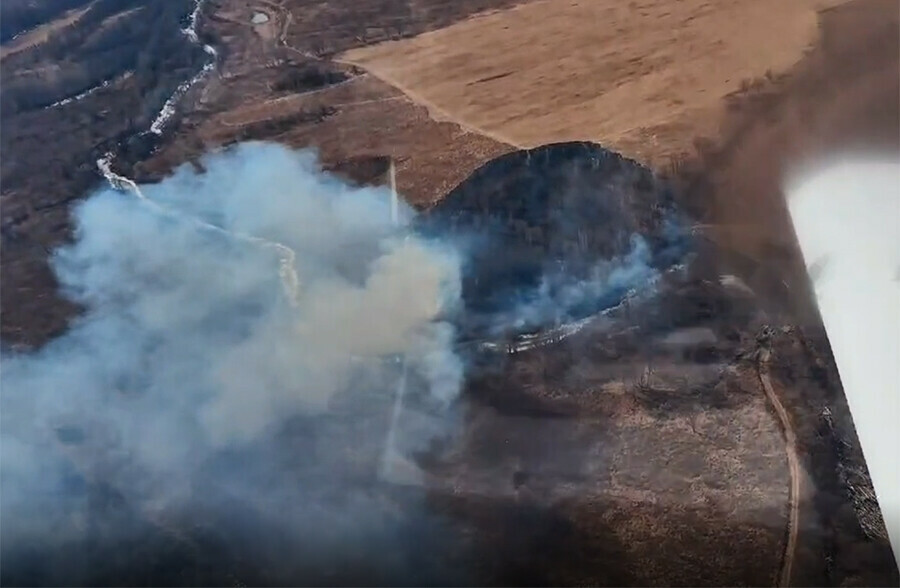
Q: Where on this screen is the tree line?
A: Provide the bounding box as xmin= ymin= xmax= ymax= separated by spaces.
xmin=0 ymin=0 xmax=91 ymax=43
xmin=1 ymin=0 xmax=207 ymax=121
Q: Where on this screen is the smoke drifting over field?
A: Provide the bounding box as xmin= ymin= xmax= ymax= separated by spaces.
xmin=0 ymin=142 xmax=464 ymax=584
xmin=489 ymin=234 xmax=659 ymax=333
xmin=0 ymin=140 xmax=689 ymax=584
xmin=420 ymin=142 xmax=691 ymax=341
xmin=787 ymin=156 xmax=900 ymax=565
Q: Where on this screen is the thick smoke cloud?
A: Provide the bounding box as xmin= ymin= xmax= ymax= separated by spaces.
xmin=1 ymin=140 xmax=691 ymax=584
xmin=0 ymin=142 xmax=464 ymax=584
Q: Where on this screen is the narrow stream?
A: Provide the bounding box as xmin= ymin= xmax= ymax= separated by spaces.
xmin=95 ymin=0 xmax=300 ymax=307
xmin=49 ymin=78 xmax=114 ymax=109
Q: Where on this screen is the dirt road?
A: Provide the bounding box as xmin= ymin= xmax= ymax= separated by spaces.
xmin=758 ymin=347 xmax=801 ymax=587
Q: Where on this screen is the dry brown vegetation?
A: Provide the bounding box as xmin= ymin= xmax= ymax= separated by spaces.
xmin=1 ymin=0 xmax=897 ymax=584
xmin=429 ymin=271 xmax=795 ymax=585
xmin=342 ymin=0 xmax=847 ymax=165
xmin=139 ymin=72 xmax=512 ymax=206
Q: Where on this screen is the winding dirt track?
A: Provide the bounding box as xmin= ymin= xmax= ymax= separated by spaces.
xmin=758 ymin=347 xmax=801 ymax=587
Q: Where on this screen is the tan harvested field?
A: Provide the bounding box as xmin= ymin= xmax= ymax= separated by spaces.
xmin=343 ymin=0 xmax=848 ymax=165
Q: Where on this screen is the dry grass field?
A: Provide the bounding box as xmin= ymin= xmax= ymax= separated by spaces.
xmin=342 ymin=0 xmax=848 ymax=164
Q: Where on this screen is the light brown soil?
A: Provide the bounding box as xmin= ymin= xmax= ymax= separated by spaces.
xmin=342 ymin=0 xmax=847 ymax=165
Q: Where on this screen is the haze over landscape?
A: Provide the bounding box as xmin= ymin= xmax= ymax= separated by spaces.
xmin=0 ymin=0 xmax=897 ymax=585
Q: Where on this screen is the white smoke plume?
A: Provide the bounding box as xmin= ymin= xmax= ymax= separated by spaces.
xmin=0 ymin=142 xmax=464 ymax=584
xmin=489 ymin=234 xmax=661 ymax=334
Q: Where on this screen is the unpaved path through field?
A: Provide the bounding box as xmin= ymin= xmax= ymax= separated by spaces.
xmin=758 ymin=347 xmax=801 ymax=587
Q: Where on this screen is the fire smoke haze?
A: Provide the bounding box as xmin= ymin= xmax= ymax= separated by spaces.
xmin=787 ymin=156 xmax=900 ymax=564
xmin=0 ymin=142 xmax=464 ymax=584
